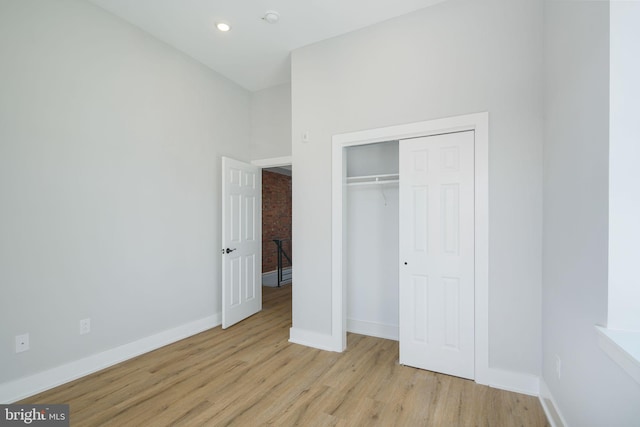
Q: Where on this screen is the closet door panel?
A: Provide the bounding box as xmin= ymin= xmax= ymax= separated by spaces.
xmin=399 ymin=131 xmax=475 ymax=380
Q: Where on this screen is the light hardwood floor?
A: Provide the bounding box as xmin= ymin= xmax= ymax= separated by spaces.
xmin=22 ymin=285 xmax=549 ymax=426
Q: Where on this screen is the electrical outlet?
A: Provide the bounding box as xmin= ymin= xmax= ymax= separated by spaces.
xmin=555 ymin=355 xmax=561 ymax=379
xmin=15 ymin=333 xmax=29 ymax=353
xmin=80 ymin=318 xmax=91 ymax=335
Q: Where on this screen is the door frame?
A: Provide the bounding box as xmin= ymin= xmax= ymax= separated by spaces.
xmin=331 ymin=112 xmax=489 ymax=385
xmin=252 ymin=156 xmax=292 ymax=169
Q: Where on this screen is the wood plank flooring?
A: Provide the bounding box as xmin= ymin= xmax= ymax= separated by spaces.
xmin=22 ymin=285 xmax=549 ymax=426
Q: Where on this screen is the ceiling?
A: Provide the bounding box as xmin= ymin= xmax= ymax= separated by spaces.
xmin=88 ymin=0 xmax=448 ymax=92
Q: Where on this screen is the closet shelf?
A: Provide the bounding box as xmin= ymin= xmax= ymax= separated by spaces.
xmin=346 ymin=173 xmax=399 ymax=186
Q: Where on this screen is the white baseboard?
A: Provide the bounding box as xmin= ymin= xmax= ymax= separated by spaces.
xmin=485 ymin=367 xmax=540 ymax=396
xmin=289 ymin=327 xmax=341 ymax=352
xmin=0 ymin=313 xmax=221 ymax=404
xmin=347 ymin=318 xmax=399 ymax=341
xmin=262 ymin=268 xmax=292 ymax=287
xmin=539 ymin=379 xmax=568 ymax=427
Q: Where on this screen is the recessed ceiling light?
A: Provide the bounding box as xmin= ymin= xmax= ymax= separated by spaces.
xmin=216 ymin=22 xmax=231 ymax=32
xmin=262 ymin=11 xmax=280 ymax=24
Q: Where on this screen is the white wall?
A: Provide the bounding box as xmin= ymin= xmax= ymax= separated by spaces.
xmin=291 ymin=0 xmax=543 ymax=377
xmin=608 ymin=0 xmax=640 ymax=332
xmin=0 ymin=0 xmax=250 ymax=388
xmin=250 ymin=83 xmax=292 ymax=160
xmin=347 ymin=186 xmax=399 ymax=340
xmin=542 ymin=1 xmax=640 ymax=425
xmin=346 ymin=141 xmax=399 ymax=177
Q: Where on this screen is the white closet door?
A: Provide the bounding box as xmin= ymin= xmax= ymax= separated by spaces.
xmin=399 ymin=131 xmax=475 ymax=379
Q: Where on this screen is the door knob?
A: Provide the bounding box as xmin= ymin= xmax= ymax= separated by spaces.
xmin=225 ymin=248 xmax=237 ymax=254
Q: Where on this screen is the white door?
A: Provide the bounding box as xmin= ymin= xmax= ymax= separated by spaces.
xmin=399 ymin=131 xmax=475 ymax=379
xmin=221 ymin=157 xmax=262 ymax=329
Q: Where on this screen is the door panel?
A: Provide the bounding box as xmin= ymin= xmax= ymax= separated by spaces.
xmin=399 ymin=131 xmax=474 ymax=379
xmin=222 ymin=157 xmax=262 ymax=329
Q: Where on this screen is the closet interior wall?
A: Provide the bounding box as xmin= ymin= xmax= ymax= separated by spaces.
xmin=346 ymin=141 xmax=400 ymax=341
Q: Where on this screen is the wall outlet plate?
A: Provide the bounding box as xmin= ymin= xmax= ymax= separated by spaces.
xmin=15 ymin=333 xmax=29 ymax=353
xmin=80 ymin=318 xmax=91 ymax=335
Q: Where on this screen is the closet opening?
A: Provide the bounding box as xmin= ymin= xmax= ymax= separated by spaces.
xmin=345 ymin=141 xmax=400 ymax=342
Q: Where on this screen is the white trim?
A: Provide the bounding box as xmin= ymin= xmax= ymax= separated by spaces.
xmin=596 ymin=325 xmax=640 ymax=384
xmin=539 ymin=379 xmax=569 ymax=427
xmin=0 ymin=314 xmax=221 ymax=404
xmin=251 ymin=156 xmax=292 ymax=168
xmin=347 ymin=319 xmax=398 ymax=341
xmin=331 ymin=112 xmax=490 ymax=383
xmin=331 ymin=137 xmax=348 ymax=351
xmin=486 ymin=368 xmax=540 ymax=396
xmin=289 ymin=328 xmax=341 ymax=352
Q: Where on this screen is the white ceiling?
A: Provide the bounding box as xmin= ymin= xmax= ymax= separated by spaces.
xmin=89 ymin=0 xmax=448 ymax=92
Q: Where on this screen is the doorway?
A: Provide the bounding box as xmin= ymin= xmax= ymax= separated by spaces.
xmin=261 ymin=165 xmax=292 ymax=288
xmin=331 ymin=113 xmax=490 ymax=384
xmin=251 ymin=156 xmax=293 ymax=299
xmin=221 ymin=156 xmax=292 ymax=329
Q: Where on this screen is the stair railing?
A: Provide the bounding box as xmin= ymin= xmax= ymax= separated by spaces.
xmin=272 ymin=239 xmax=292 ymax=287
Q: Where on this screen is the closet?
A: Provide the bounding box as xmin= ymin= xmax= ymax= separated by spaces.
xmin=345 ymin=141 xmax=399 ymax=341
xmin=334 ymin=113 xmax=486 ymax=380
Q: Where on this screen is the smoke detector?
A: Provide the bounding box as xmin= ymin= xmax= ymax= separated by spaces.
xmin=262 ymin=11 xmax=280 ymax=24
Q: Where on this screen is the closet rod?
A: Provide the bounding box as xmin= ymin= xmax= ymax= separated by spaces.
xmin=346 ymin=179 xmax=399 ymax=187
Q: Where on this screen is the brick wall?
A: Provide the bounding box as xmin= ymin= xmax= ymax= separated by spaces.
xmin=262 ymin=171 xmax=292 ymax=272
